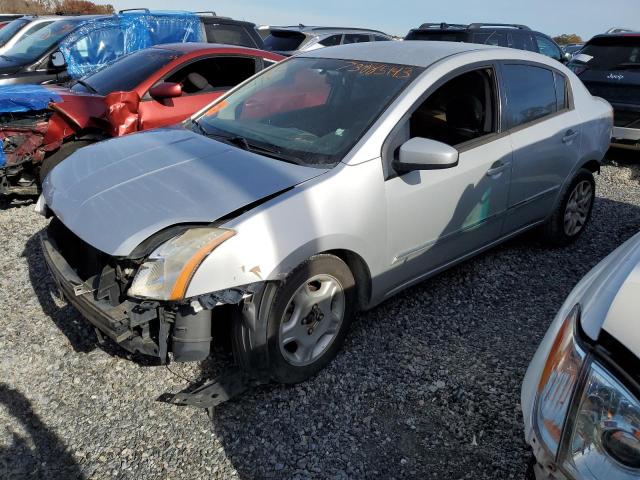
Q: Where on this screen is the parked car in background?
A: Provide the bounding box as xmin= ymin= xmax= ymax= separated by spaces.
xmin=0 ymin=16 xmax=62 ymax=55
xmin=0 ymin=43 xmax=282 ymax=195
xmin=522 ymin=231 xmax=640 ymax=480
xmin=39 ymin=41 xmax=611 ymax=387
xmin=562 ymin=43 xmax=583 ymax=57
xmin=264 ymin=25 xmax=392 ymax=56
xmin=568 ymin=31 xmax=640 ymax=150
xmin=405 ymin=23 xmax=567 ymax=63
xmin=196 ymin=11 xmax=265 ymax=49
xmin=0 ymin=10 xmax=264 ymax=87
xmin=0 ymin=14 xmax=24 ymax=23
xmin=0 ymin=12 xmax=203 ymax=86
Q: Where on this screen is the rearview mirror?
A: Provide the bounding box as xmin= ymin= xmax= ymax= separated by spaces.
xmin=393 ymin=137 xmax=459 ymax=174
xmin=50 ymin=51 xmax=66 ymax=69
xmin=149 ymin=82 xmax=182 ymax=99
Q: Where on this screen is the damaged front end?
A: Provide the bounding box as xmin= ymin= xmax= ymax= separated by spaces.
xmin=0 ymin=111 xmax=55 ymax=196
xmin=41 ymin=217 xmax=264 ymax=368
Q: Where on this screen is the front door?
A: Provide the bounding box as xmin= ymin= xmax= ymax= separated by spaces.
xmin=384 ymin=66 xmax=513 ymax=295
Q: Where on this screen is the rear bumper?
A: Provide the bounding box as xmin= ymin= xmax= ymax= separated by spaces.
xmin=611 ymin=126 xmax=640 ymax=150
xmin=40 ymin=230 xmax=161 ymax=355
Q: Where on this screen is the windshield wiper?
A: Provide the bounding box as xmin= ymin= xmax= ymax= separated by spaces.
xmin=75 ymin=79 xmax=98 ymax=94
xmin=191 ymin=118 xmax=209 ymax=136
xmin=204 ymin=131 xmax=302 ymax=165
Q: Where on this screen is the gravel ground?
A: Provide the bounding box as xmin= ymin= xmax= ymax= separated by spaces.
xmin=0 ymin=150 xmax=639 ymax=480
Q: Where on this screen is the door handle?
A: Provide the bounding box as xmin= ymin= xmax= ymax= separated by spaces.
xmin=486 ymin=161 xmax=510 ymax=177
xmin=562 ymin=129 xmax=579 ymax=143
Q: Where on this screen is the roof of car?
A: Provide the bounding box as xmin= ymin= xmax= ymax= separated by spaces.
xmin=270 ymin=25 xmax=389 ymax=36
xmin=299 ymin=40 xmax=497 ymax=67
xmin=155 ymin=42 xmax=272 ymax=55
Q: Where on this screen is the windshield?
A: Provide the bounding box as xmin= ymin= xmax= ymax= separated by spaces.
xmin=576 ymin=36 xmax=640 ymax=71
xmin=195 ymin=57 xmax=424 ymax=168
xmin=0 ymin=18 xmax=29 ymax=48
xmin=3 ymin=19 xmax=79 ymax=62
xmin=71 ymin=48 xmax=181 ymax=95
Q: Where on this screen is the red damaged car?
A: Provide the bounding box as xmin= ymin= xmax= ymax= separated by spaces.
xmin=0 ymin=43 xmax=283 ymax=195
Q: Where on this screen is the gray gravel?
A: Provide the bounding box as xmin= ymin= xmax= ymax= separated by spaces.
xmin=1 ymin=151 xmax=639 ymax=480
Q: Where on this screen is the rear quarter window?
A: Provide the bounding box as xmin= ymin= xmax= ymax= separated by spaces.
xmin=264 ymin=31 xmax=306 ymax=51
xmin=404 ymin=30 xmax=467 ymax=42
xmin=503 ymin=64 xmax=558 ymax=127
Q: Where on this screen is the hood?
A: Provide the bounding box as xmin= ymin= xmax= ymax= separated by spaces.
xmin=579 ymin=231 xmax=640 ymax=359
xmin=43 ymin=127 xmax=328 ymax=257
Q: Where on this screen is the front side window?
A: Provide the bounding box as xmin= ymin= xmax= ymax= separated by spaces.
xmin=3 ymin=20 xmax=79 ymax=61
xmin=164 ymin=56 xmax=257 ymax=95
xmin=535 ymin=34 xmax=562 ymax=61
xmin=503 ymin=64 xmax=557 ymax=127
xmin=195 ymin=57 xmax=424 ymax=167
xmin=409 ymin=68 xmax=498 ymax=146
xmin=71 ymin=48 xmax=181 ymax=95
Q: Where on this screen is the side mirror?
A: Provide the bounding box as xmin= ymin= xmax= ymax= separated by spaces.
xmin=563 ymin=52 xmax=572 ymax=63
xmin=393 ymin=137 xmax=459 ymax=174
xmin=50 ymin=51 xmax=66 ymax=69
xmin=149 ymin=82 xmax=182 ymax=99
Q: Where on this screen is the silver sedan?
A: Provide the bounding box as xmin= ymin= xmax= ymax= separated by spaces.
xmin=40 ymin=41 xmax=613 ymax=385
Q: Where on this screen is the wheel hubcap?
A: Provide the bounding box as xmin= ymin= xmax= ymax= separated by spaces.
xmin=278 ymin=274 xmax=345 ymax=367
xmin=564 ymin=180 xmax=593 ymax=236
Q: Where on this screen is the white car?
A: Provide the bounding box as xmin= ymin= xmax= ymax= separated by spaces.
xmin=0 ymin=16 xmax=61 ymax=55
xmin=41 ymin=41 xmax=612 ymax=387
xmin=522 ymin=231 xmax=640 ymax=479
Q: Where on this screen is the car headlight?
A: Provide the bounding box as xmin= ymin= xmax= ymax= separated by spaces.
xmin=534 ymin=304 xmax=640 ymax=479
xmin=128 ymin=227 xmax=235 ymax=301
xmin=562 ymin=363 xmax=640 ymax=478
xmin=535 ymin=304 xmax=586 ymax=454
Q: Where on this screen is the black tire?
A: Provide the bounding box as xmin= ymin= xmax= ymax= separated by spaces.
xmin=259 ymin=254 xmax=356 ymax=384
xmin=541 ymin=168 xmax=595 ymax=246
xmin=39 ymin=140 xmax=93 ymax=183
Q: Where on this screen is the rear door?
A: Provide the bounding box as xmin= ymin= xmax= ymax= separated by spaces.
xmin=501 ymin=63 xmax=581 ymax=234
xmin=572 ymin=36 xmax=640 ymax=132
xmin=139 ymin=55 xmax=259 ymax=130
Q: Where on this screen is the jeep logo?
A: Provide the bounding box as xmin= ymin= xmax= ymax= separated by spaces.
xmin=607 ymin=73 xmax=625 ymax=80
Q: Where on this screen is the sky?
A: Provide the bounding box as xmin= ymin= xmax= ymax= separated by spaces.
xmin=95 ymin=0 xmax=639 ymax=40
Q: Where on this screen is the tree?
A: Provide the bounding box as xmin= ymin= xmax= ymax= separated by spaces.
xmin=553 ymin=34 xmax=584 ymax=45
xmin=0 ymin=0 xmax=114 ymax=15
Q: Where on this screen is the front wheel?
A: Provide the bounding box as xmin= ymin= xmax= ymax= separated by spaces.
xmin=257 ymin=254 xmax=356 ymax=384
xmin=541 ymin=168 xmax=595 ymax=246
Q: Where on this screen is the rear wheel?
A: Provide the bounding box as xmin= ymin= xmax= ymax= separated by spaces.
xmin=252 ymin=254 xmax=356 ymax=384
xmin=39 ymin=140 xmax=94 ymax=183
xmin=541 ymin=168 xmax=595 ymax=246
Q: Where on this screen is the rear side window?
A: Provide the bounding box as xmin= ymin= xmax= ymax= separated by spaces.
xmin=578 ymin=36 xmax=640 ymax=71
xmin=535 ymin=34 xmax=562 ymax=61
xmin=374 ymin=35 xmax=391 ymax=42
xmin=319 ymin=35 xmax=341 ymax=47
xmin=509 ymin=32 xmax=535 ymax=51
xmin=205 ymin=24 xmax=256 ymax=48
xmin=473 ymin=31 xmax=508 ymax=47
xmin=264 ymin=31 xmax=306 ymax=51
xmin=503 ymin=64 xmax=557 ymax=127
xmin=405 ymin=30 xmax=467 ymax=42
xmin=343 ymin=34 xmax=371 ymax=44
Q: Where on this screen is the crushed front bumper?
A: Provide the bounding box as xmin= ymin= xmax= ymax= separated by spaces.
xmin=40 ymin=230 xmax=163 ymax=357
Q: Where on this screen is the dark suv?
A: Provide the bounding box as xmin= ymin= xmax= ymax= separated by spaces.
xmin=197 ymin=12 xmax=264 ymax=49
xmin=405 ymin=23 xmax=567 ymax=63
xmin=568 ymin=32 xmax=640 ymax=149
